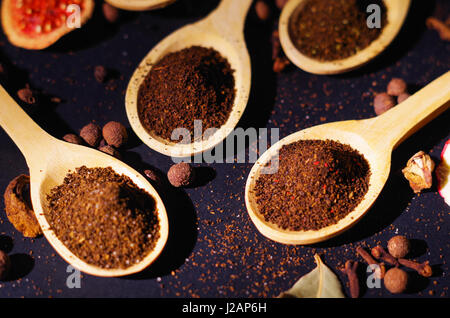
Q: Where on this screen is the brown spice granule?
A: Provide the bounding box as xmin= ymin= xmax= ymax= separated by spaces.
xmin=138 ymin=46 xmax=235 ymax=141
xmin=17 ymin=86 xmax=36 ymax=105
xmin=45 ymin=166 xmax=160 ymax=269
xmin=254 ymin=140 xmax=370 ymax=231
xmin=289 ymin=0 xmax=387 ymax=61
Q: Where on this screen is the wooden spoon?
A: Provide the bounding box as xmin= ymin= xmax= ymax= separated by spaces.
xmin=126 ymin=0 xmax=252 ymax=157
xmin=0 ymin=85 xmax=169 ymax=277
xmin=105 ymin=0 xmax=176 ymax=11
xmin=245 ymin=71 xmax=450 ymax=245
xmin=279 ymin=0 xmax=411 ymax=74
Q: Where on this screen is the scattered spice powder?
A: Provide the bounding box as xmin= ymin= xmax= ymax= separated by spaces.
xmin=138 ymin=46 xmax=236 ymax=141
xmin=45 ymin=166 xmax=160 ymax=269
xmin=254 ymin=140 xmax=371 ymax=231
xmin=289 ymin=0 xmax=387 ymax=61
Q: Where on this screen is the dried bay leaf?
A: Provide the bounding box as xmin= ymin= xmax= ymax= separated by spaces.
xmin=278 ymin=254 xmax=345 ymax=298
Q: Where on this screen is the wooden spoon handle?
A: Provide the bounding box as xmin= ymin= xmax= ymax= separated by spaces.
xmin=370 ymin=71 xmax=450 ymax=149
xmin=203 ymin=0 xmax=253 ymax=37
xmin=0 ymin=85 xmax=53 ymax=163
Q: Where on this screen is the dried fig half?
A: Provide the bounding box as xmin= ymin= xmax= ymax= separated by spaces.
xmin=1 ymin=0 xmax=94 ymax=50
xmin=3 ymin=174 xmax=42 ymax=238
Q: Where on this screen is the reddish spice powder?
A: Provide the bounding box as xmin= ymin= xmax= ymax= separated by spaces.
xmin=254 ymin=139 xmax=371 ymax=231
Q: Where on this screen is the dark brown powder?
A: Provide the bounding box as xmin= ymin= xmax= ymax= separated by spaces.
xmin=254 ymin=140 xmax=371 ymax=231
xmin=289 ymin=0 xmax=387 ymax=61
xmin=138 ymin=46 xmax=236 ymax=141
xmin=45 ymin=166 xmax=160 ymax=269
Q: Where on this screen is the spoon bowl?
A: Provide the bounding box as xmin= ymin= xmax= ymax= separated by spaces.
xmin=279 ymin=0 xmax=411 ymax=74
xmin=126 ymin=0 xmax=252 ymax=157
xmin=0 ymin=86 xmax=169 ymax=277
xmin=245 ymin=121 xmax=389 ymax=245
xmin=245 ymin=71 xmax=450 ymax=244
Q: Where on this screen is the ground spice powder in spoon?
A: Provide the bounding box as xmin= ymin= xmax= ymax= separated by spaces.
xmin=254 ymin=140 xmax=371 ymax=231
xmin=289 ymin=0 xmax=387 ymax=61
xmin=138 ymin=46 xmax=236 ymax=141
xmin=45 ymin=166 xmax=160 ymax=269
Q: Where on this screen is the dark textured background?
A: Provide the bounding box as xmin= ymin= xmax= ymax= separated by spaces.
xmin=0 ymin=0 xmax=448 ymax=298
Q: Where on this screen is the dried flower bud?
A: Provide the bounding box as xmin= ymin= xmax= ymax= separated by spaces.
xmin=402 ymin=151 xmax=435 ymax=193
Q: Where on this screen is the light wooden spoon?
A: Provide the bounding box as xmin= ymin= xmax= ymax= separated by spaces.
xmin=245 ymin=71 xmax=450 ymax=245
xmin=0 ymin=85 xmax=169 ymax=277
xmin=279 ymin=0 xmax=411 ymax=74
xmin=126 ymin=0 xmax=252 ymax=157
xmin=105 ymin=0 xmax=176 ymax=11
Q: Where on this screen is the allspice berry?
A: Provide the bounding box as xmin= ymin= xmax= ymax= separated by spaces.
xmin=374 ymin=92 xmax=396 ymax=115
xmin=103 ymin=121 xmax=128 ymax=148
xmin=397 ymin=92 xmax=410 ymax=104
xmin=80 ymin=123 xmax=102 ymax=147
xmin=255 ymin=1 xmax=270 ymax=21
xmin=384 ymin=268 xmax=408 ymax=294
xmin=387 ymin=78 xmax=407 ymax=96
xmin=167 ymin=162 xmax=195 ymax=187
xmin=0 ymin=250 xmax=11 ymax=280
xmin=99 ymin=145 xmax=121 ymax=159
xmin=63 ymin=134 xmax=84 ymax=145
xmin=388 ymin=235 xmax=410 ymax=258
